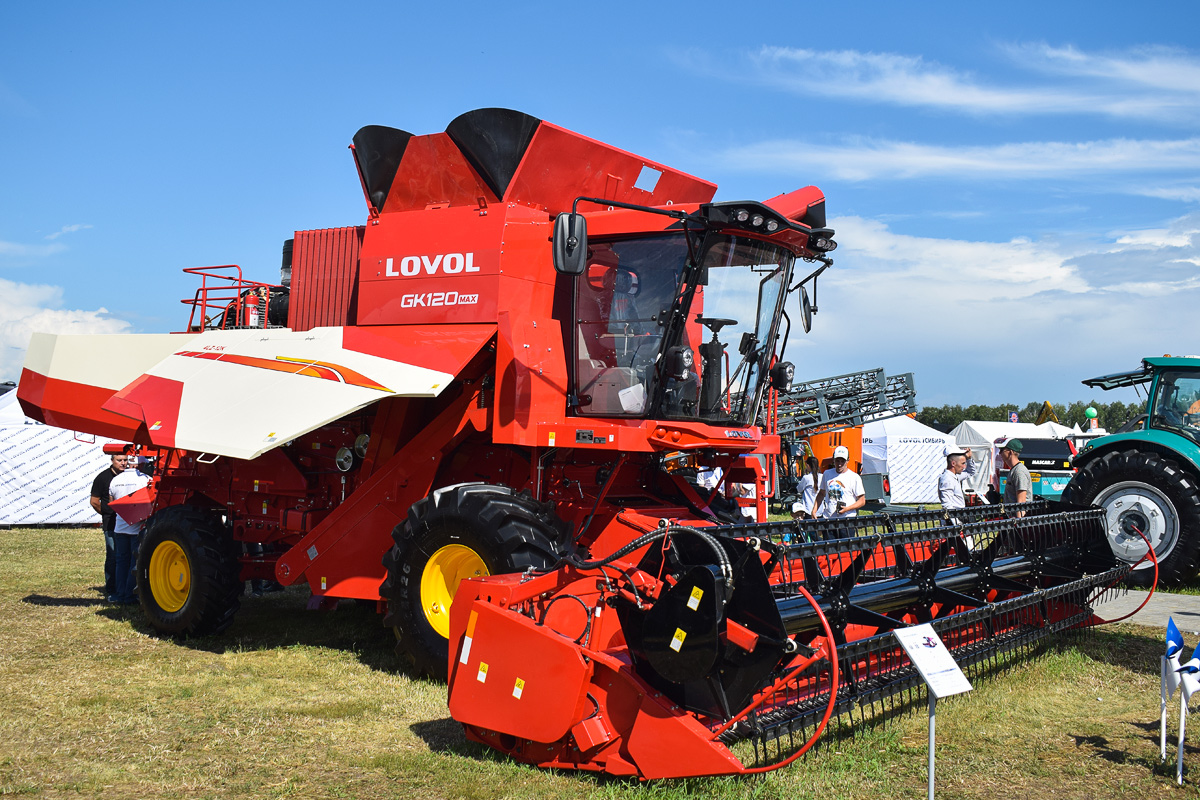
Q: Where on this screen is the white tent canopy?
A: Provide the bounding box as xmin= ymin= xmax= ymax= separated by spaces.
xmin=0 ymin=390 xmax=118 ymax=525
xmin=947 ymin=420 xmax=1075 ymax=495
xmin=862 ymin=415 xmax=953 ymax=503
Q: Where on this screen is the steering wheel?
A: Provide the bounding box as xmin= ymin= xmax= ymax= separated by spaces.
xmin=1161 ymin=406 xmax=1186 ymax=427
xmin=695 ymin=317 xmax=738 ymax=338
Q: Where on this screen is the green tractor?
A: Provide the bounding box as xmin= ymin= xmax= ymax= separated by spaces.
xmin=1063 ymin=356 xmax=1200 ymax=587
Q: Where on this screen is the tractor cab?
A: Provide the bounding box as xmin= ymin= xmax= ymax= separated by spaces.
xmin=1148 ymin=367 xmax=1200 ymax=446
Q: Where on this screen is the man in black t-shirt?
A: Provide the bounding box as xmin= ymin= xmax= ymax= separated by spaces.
xmin=90 ymin=447 xmax=131 ymax=600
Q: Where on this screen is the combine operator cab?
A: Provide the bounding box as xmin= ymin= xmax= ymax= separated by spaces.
xmin=566 ymin=205 xmax=826 ymax=424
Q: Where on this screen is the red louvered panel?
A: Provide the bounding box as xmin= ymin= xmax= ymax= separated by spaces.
xmin=287 ymin=226 xmax=365 ymax=331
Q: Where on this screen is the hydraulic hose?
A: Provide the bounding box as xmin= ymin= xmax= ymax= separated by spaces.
xmin=564 ymin=522 xmax=735 ymax=587
xmin=733 ymin=583 xmax=840 ymax=773
xmin=1093 ymin=523 xmax=1159 ymax=625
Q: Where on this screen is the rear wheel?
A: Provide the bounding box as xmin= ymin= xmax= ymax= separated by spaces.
xmin=381 ymin=483 xmax=566 ymax=680
xmin=1063 ymin=450 xmax=1200 ymax=586
xmin=137 ymin=506 xmax=242 ymax=636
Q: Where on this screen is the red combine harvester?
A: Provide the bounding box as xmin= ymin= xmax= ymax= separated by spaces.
xmin=18 ymin=109 xmax=821 ymax=670
xmin=18 ymin=109 xmax=1132 ymax=777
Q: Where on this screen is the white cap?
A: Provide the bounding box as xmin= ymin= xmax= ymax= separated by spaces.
xmin=945 ymin=443 xmax=966 ymax=456
xmin=833 ymin=445 xmax=850 ymax=460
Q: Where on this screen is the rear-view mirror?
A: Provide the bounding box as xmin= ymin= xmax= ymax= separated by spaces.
xmin=553 ymin=213 xmax=588 ymax=275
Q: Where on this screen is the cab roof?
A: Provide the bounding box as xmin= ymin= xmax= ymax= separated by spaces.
xmin=1082 ymin=356 xmax=1200 ymax=391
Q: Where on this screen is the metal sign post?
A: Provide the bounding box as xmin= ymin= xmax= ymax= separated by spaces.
xmin=895 ymin=624 xmax=973 ymax=799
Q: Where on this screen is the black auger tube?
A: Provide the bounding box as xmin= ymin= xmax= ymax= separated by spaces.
xmin=774 ymin=549 xmax=1070 ymax=635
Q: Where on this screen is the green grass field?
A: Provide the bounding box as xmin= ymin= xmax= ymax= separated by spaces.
xmin=1 ymin=526 xmax=1197 ymax=799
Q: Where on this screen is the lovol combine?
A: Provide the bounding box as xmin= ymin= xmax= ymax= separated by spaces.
xmin=17 ymin=109 xmax=1133 ymax=777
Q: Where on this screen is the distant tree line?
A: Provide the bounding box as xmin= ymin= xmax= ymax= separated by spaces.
xmin=916 ymin=399 xmax=1145 ymax=433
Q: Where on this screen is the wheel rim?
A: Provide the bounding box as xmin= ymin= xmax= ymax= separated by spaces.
xmin=420 ymin=544 xmax=489 ymax=638
xmin=1095 ymin=480 xmax=1180 ymax=569
xmin=149 ymin=540 xmax=192 ymax=612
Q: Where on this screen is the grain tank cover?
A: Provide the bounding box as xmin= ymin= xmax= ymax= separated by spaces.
xmin=445 ymin=108 xmax=542 ymax=201
xmin=352 ymin=125 xmax=413 ymax=214
xmin=364 ymin=108 xmax=716 ymax=214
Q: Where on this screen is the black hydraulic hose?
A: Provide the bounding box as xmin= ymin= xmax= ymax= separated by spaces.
xmin=564 ymin=522 xmax=735 ymax=587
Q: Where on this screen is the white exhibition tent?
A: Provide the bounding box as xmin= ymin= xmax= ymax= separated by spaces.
xmin=947 ymin=420 xmax=1077 ymax=495
xmin=862 ymin=415 xmax=953 ymax=503
xmin=0 ymin=389 xmax=119 ymax=525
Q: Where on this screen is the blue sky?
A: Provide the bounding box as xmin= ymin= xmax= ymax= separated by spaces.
xmin=3 ymin=1 xmax=1198 ymax=411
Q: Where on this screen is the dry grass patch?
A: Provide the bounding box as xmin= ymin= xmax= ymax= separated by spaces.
xmin=1 ymin=526 xmax=1198 ymax=798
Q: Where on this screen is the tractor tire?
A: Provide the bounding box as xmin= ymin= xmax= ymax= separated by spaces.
xmin=1063 ymin=450 xmax=1200 ymax=587
xmin=381 ymin=483 xmax=567 ymax=680
xmin=137 ymin=506 xmax=242 ymax=636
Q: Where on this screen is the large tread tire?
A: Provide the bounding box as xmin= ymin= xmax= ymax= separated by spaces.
xmin=1063 ymin=450 xmax=1200 ymax=587
xmin=137 ymin=506 xmax=242 ymax=636
xmin=380 ymin=483 xmax=567 ymax=680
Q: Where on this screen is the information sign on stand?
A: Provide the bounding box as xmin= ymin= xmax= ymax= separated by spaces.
xmin=895 ymin=624 xmax=973 ymax=799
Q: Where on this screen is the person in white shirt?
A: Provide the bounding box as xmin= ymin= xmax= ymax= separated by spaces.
xmin=697 ymin=465 xmax=723 ymax=492
xmin=109 ymin=463 xmax=151 ymax=605
xmin=939 ymin=446 xmax=969 ymax=510
xmin=791 ymin=456 xmax=821 ymax=519
xmin=812 ymin=446 xmax=866 ymax=519
xmin=735 ymin=482 xmax=757 ymax=522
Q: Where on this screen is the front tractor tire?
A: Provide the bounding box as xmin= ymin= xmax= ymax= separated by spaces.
xmin=381 ymin=484 xmax=566 ymax=680
xmin=1063 ymin=450 xmax=1200 ymax=587
xmin=137 ymin=506 xmax=242 ymax=636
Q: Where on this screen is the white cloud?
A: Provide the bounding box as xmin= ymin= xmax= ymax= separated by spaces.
xmin=1010 ymin=43 xmax=1200 ymax=95
xmin=44 ymin=224 xmax=93 ymax=241
xmin=784 ymin=213 xmax=1200 ymax=405
xmin=0 ymin=239 xmax=67 ymax=259
xmin=749 ymin=47 xmax=1084 ymax=115
xmin=719 ymin=136 xmax=1200 ymax=181
xmin=736 ymin=44 xmax=1200 ymax=121
xmin=0 ymin=278 xmax=131 ymax=380
xmin=1136 ymin=185 xmax=1200 ymax=203
xmin=1112 ymin=226 xmax=1199 ymax=249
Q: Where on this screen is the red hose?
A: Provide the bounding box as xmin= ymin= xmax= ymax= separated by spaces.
xmin=721 ymin=584 xmax=840 ymax=773
xmin=1093 ymin=523 xmax=1158 ymax=624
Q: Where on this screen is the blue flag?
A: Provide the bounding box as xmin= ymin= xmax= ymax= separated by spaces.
xmin=1169 ymin=618 xmax=1185 ymax=658
xmin=1180 ymin=656 xmax=1200 ymax=702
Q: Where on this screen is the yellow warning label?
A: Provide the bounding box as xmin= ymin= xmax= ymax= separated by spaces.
xmin=320 ymin=577 xmax=326 ymax=591
xmin=513 ymin=677 xmax=525 ymax=699
xmin=477 ymin=662 xmax=489 ymax=683
xmin=687 ymin=586 xmax=704 ymax=611
xmin=548 ymin=431 xmax=557 ymax=447
xmin=253 ymin=480 xmax=259 ymax=492
xmin=670 ymin=628 xmax=687 ymax=652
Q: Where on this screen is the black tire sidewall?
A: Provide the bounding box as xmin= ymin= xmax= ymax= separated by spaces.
xmin=382 ymin=484 xmax=563 ymax=679
xmin=1068 ymin=450 xmax=1200 ymax=586
xmin=137 ymin=507 xmax=241 ymax=636
xmin=395 ymin=520 xmax=499 ymax=671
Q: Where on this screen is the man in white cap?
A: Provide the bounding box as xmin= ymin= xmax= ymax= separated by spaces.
xmin=812 ymin=445 xmax=866 ymax=519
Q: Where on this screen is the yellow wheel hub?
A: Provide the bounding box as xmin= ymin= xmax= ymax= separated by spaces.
xmin=148 ymin=540 xmax=191 ymax=613
xmin=421 ymin=544 xmax=488 ymax=638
